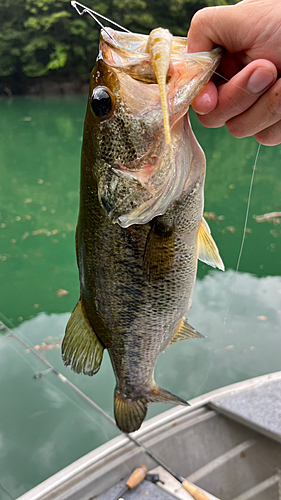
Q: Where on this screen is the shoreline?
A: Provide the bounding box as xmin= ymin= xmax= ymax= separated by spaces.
xmin=0 ymin=76 xmax=89 ymax=97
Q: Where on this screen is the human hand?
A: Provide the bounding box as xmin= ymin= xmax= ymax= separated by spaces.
xmin=187 ymin=0 xmax=281 ymax=145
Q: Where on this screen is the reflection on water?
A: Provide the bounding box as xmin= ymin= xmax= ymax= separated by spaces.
xmin=0 ymin=313 xmax=118 ymax=499
xmin=0 ymin=270 xmax=280 ymax=497
xmin=154 ymin=270 xmax=281 ymax=412
xmin=0 ymin=96 xmax=281 ymax=497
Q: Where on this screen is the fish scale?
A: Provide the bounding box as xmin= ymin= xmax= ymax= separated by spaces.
xmin=62 ymin=27 xmax=224 ymax=433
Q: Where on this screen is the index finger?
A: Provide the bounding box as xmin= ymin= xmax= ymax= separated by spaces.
xmin=187 ymin=5 xmax=241 ymax=53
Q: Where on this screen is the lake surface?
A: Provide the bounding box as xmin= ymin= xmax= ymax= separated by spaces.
xmin=0 ymin=96 xmax=281 ymax=499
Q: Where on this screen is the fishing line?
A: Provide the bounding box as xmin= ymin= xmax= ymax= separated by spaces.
xmin=236 ymin=143 xmax=261 ymax=274
xmin=0 ymin=312 xmax=44 ymax=374
xmin=0 ymin=7 xmax=264 ymax=493
xmin=187 ymin=54 xmax=253 ymax=97
xmin=8 ymin=336 xmax=111 ymax=439
xmin=72 ymin=2 xmax=253 ymax=98
xmin=0 ymin=316 xmax=133 ymax=477
xmin=0 ymin=320 xmax=116 ymax=425
xmin=0 ymin=482 xmax=15 ymax=500
xmin=71 ymin=1 xmax=144 ymax=42
xmin=193 ymin=142 xmax=261 ymax=396
xmin=0 ymin=316 xmax=148 ymax=478
xmin=210 ymin=70 xmax=253 ymax=97
xmin=0 ymin=311 xmax=114 ymax=439
xmin=223 ymin=142 xmax=261 ymax=327
xmin=0 ymin=319 xmax=211 ymax=494
xmin=193 ymin=355 xmax=215 ymax=398
xmin=71 ymin=1 xmax=117 ymax=41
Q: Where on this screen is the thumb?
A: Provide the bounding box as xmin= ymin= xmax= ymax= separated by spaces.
xmin=187 ymin=4 xmax=244 ymax=53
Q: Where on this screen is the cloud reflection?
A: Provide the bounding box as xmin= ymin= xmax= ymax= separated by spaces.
xmin=154 ymin=269 xmax=281 ymax=407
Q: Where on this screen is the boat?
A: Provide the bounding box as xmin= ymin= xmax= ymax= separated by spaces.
xmin=17 ymin=371 xmax=281 ymax=500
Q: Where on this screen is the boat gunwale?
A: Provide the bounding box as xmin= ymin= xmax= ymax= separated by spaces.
xmin=16 ymin=371 xmax=281 ymax=500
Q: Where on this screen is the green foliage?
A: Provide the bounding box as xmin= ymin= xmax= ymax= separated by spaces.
xmin=0 ymin=0 xmax=238 ymax=92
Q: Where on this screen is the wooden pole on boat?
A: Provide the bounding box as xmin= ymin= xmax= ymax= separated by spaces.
xmin=182 ymin=479 xmax=214 ymax=500
xmin=113 ymin=465 xmax=148 ymax=500
xmin=1 ymin=321 xmax=217 ymax=500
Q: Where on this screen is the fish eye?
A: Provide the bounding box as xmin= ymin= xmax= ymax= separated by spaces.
xmin=90 ymin=87 xmax=114 ymax=119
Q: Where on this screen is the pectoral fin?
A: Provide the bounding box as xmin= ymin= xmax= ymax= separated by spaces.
xmin=169 ymin=317 xmax=205 ymax=346
xmin=197 ymin=218 xmax=225 ymax=271
xmin=144 ymin=221 xmax=175 ymax=281
xmin=62 ymin=300 xmax=104 ymax=376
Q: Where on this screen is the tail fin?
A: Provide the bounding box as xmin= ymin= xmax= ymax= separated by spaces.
xmin=114 ymin=386 xmax=189 ymax=433
xmin=114 ymin=390 xmax=148 ymax=433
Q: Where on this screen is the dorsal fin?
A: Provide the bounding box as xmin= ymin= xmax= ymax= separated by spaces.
xmin=197 ymin=217 xmax=225 ymax=271
xmin=62 ymin=300 xmax=104 ymax=376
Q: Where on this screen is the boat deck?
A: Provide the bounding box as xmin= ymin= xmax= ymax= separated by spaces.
xmin=96 ymin=375 xmax=281 ymax=500
xmin=210 ymin=377 xmax=281 ymax=444
xmin=96 ymin=466 xmax=220 ymax=500
xmin=96 ymin=476 xmax=177 ymax=500
xmin=16 ymin=373 xmax=281 ymax=500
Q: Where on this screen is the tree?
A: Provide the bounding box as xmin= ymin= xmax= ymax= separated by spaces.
xmin=0 ymin=0 xmax=239 ymax=94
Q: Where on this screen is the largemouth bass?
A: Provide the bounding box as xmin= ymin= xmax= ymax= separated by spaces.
xmin=62 ymin=27 xmax=224 ymax=433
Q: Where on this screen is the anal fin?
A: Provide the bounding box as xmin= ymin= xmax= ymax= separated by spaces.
xmin=197 ymin=217 xmax=224 ymax=271
xmin=169 ymin=317 xmax=205 ymax=346
xmin=148 ymin=385 xmax=189 ymax=406
xmin=62 ymin=300 xmax=104 ymax=376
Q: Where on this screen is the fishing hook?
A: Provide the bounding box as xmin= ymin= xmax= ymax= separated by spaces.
xmin=71 ymin=1 xmax=144 ymax=43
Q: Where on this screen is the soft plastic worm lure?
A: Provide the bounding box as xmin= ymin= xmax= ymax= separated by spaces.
xmin=71 ymin=3 xmax=173 ymax=144
xmin=146 ymin=28 xmax=173 ymax=144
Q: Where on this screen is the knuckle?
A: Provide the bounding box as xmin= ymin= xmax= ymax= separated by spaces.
xmin=265 ymin=81 xmax=281 ymax=117
xmin=195 ymin=114 xmax=213 ymax=128
xmin=223 ymin=91 xmax=246 ymax=115
xmin=226 ymin=118 xmax=246 ymax=139
xmin=197 ymin=113 xmax=224 ymax=129
xmin=255 ymin=125 xmax=281 ymax=146
xmin=190 ymin=7 xmax=212 ymax=30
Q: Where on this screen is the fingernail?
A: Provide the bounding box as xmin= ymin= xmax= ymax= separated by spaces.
xmin=247 ymin=68 xmax=276 ymax=94
xmin=192 ymin=92 xmax=212 ymax=115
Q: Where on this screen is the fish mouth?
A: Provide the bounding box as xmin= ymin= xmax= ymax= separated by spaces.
xmin=97 ymin=30 xmax=222 ymax=227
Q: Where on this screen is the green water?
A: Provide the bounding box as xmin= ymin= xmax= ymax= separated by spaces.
xmin=0 ymin=96 xmax=281 ymax=499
